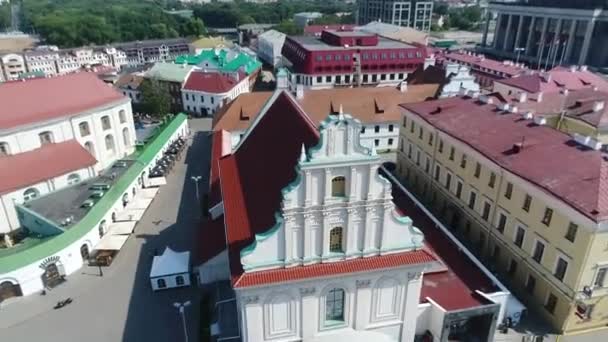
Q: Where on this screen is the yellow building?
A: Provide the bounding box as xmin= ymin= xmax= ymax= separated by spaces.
xmin=396 ymin=94 xmax=608 ymax=334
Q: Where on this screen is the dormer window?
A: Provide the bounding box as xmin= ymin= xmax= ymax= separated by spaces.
xmin=331 ymin=176 xmax=346 ymax=197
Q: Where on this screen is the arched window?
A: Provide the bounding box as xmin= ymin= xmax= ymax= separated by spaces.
xmin=176 ymin=275 xmax=184 ymax=286
xmin=101 ymin=115 xmax=111 ymax=130
xmin=98 ymin=220 xmax=107 ymax=237
xmin=67 ymin=173 xmax=81 ymax=185
xmin=39 ymin=131 xmax=54 ymax=145
xmin=80 ymin=244 xmax=89 ymax=261
xmin=157 ymin=278 xmax=167 ymax=289
xmin=0 ymin=142 xmax=10 ymax=156
xmin=119 ymin=110 xmax=127 ymax=124
xmin=326 ymin=288 xmax=345 ymax=322
xmin=122 ymin=127 xmax=130 ymax=147
xmin=23 ymin=188 xmax=39 ymax=202
xmin=105 ymin=134 xmax=115 ymax=153
xmin=329 ymin=227 xmax=343 ymax=253
xmin=78 ymin=122 xmax=90 ymax=137
xmin=331 ymin=176 xmax=346 ymax=197
xmin=84 ymin=141 xmax=96 ymax=157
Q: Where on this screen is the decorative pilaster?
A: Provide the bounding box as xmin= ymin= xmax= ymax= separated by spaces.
xmin=322 ymin=210 xmax=332 ymax=257
xmin=304 ymin=170 xmax=312 ymax=206
xmin=349 ymin=166 xmax=357 ymax=201
xmin=513 ymin=15 xmax=525 ymax=52
xmin=502 ymin=14 xmax=513 ymax=51
xmin=579 ymin=19 xmax=596 ymax=65
xmin=324 ymin=168 xmax=332 ymax=203
xmin=346 ymin=208 xmax=358 ymax=257
xmin=525 ymin=16 xmax=536 ymax=56
xmin=363 ymin=206 xmax=377 ymax=256
xmin=564 ymin=20 xmax=577 ymax=64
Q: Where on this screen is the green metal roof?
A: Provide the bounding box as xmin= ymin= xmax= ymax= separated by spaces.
xmin=0 ymin=114 xmax=187 ymax=274
xmin=175 ymin=49 xmax=262 ymax=75
xmin=145 ymin=63 xmax=194 ymax=83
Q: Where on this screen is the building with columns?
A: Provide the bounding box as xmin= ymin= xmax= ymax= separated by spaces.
xmin=480 ymin=0 xmax=608 ymax=70
xmin=357 ymin=0 xmax=434 ymax=32
xmin=196 ymin=90 xmax=524 ymax=341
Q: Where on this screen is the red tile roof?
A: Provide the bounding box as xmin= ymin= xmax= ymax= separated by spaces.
xmin=402 ymin=96 xmax=608 ymax=222
xmin=234 ymin=249 xmax=436 ymax=288
xmin=183 ymin=71 xmax=246 ymax=94
xmin=444 ymin=52 xmax=528 ymax=77
xmin=218 ymin=91 xmax=321 ymax=286
xmin=0 ymin=72 xmax=126 ymax=131
xmin=496 ymin=67 xmax=608 ymax=94
xmin=0 ymin=140 xmax=97 ymax=194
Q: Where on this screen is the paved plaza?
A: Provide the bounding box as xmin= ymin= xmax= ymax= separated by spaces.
xmin=0 ymin=118 xmax=212 ymax=342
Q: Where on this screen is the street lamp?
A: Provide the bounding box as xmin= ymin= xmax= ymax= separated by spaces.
xmin=174 ymin=300 xmax=191 ymax=342
xmin=514 ymin=47 xmax=525 ymax=65
xmin=191 ymin=176 xmax=202 ymax=204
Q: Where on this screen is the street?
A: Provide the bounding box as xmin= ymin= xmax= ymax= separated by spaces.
xmin=0 ymin=118 xmax=212 ymax=342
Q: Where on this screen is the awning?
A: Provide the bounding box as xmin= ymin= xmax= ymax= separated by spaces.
xmin=94 ymin=234 xmax=129 ymax=251
xmin=150 ymin=247 xmax=190 ymax=277
xmin=140 ymin=187 xmax=159 ymax=199
xmin=115 ymin=209 xmax=146 ymax=222
xmin=107 ymin=221 xmax=137 ymax=235
xmin=147 ymin=177 xmax=167 ymax=187
xmin=127 ymin=197 xmax=153 ymax=210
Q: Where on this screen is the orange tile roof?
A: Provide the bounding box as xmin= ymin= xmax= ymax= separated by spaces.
xmin=213 ymin=85 xmax=440 ymax=132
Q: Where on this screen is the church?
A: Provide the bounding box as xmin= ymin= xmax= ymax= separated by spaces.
xmin=197 ymin=90 xmax=522 ymax=342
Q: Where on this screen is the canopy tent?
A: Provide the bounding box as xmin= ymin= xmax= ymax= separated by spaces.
xmin=147 ymin=177 xmax=167 ymax=187
xmin=115 ymin=208 xmax=146 ymax=222
xmin=107 ymin=221 xmax=137 ymax=235
xmin=94 ymin=234 xmax=129 ymax=251
xmin=127 ymin=197 xmax=154 ymax=210
xmin=140 ymin=187 xmax=159 ymax=199
xmin=150 ymin=247 xmax=190 ymax=278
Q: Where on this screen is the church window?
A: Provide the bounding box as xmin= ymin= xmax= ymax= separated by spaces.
xmin=326 ymin=288 xmax=345 ymax=322
xmin=331 ymin=176 xmax=346 ymax=197
xmin=329 ymin=227 xmax=343 ymax=253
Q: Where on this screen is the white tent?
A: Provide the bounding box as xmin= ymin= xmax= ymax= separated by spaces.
xmin=150 ymin=247 xmax=191 ymax=291
xmin=95 ymin=234 xmax=129 ymax=251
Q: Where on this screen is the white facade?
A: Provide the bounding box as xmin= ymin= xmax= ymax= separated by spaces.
xmin=440 ymin=64 xmax=481 ymax=98
xmin=257 ymin=30 xmax=286 ymax=68
xmin=182 ymin=76 xmax=249 ymax=117
xmin=0 ymin=53 xmax=26 ymax=81
xmin=0 ymin=100 xmax=136 ymax=234
xmin=0 ymin=118 xmax=190 ymax=297
xmin=21 ymin=47 xmax=127 ymax=77
xmin=289 ymin=70 xmax=409 ymax=91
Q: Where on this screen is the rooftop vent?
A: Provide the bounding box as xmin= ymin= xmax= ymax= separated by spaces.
xmin=533 ymin=115 xmax=547 ymax=126
xmin=509 ymin=105 xmax=519 ymax=114
xmin=569 ymin=65 xmax=577 ymax=72
xmin=594 ymin=101 xmax=605 ymax=112
xmin=518 ymin=92 xmax=528 ymax=103
xmin=239 ymin=107 xmax=250 ymax=121
xmin=497 ymin=103 xmax=510 ymax=112
xmin=512 ymin=142 xmax=524 ymax=154
xmin=580 ymin=65 xmax=588 ymax=72
xmin=573 ymin=133 xmax=602 ymax=150
xmin=536 ymin=92 xmax=544 ymax=102
xmin=522 ymin=111 xmax=534 ymax=120
xmin=479 ymin=95 xmax=493 ymax=105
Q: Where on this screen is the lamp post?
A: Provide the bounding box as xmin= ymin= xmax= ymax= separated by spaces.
xmin=174 ymin=300 xmax=191 ymax=342
xmin=514 ymin=47 xmax=525 ymax=65
xmin=191 ymin=176 xmax=202 ymax=204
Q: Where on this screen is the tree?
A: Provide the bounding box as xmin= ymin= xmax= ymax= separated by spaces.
xmin=140 ymin=80 xmax=172 ymax=118
xmin=274 ymin=20 xmax=302 ymax=35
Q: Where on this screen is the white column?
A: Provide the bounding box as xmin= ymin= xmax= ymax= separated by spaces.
xmin=578 ymin=19 xmax=596 ymax=65
xmin=564 ymin=20 xmax=577 ymax=64
xmin=346 ymin=208 xmax=358 ymax=258
xmin=354 ymin=279 xmax=372 ymax=330
xmin=400 ymin=272 xmax=423 ymax=342
xmin=349 ymin=166 xmax=357 ymax=201
xmin=502 ymin=14 xmax=513 ymax=51
xmin=380 ymin=203 xmax=392 ymax=252
xmin=304 ymin=170 xmax=312 ymax=206
xmin=525 ymin=16 xmax=537 ymax=56
xmin=322 ymin=211 xmax=331 ymax=258
xmin=367 ymin=164 xmax=377 ymax=200
xmin=514 ymin=15 xmax=525 ymax=51
xmin=363 ymin=206 xmax=376 ymax=255
xmin=241 ymin=298 xmax=263 ymax=342
xmin=481 ymin=13 xmax=491 ymax=47
xmin=300 ymin=287 xmax=318 ymax=340
xmin=304 ymin=213 xmax=313 ymax=262
xmin=537 ymin=17 xmax=549 ymax=60
xmin=492 ymin=14 xmax=503 ymax=49
xmin=285 ymin=216 xmax=293 ymax=265
xmin=324 ymin=168 xmax=332 ymax=204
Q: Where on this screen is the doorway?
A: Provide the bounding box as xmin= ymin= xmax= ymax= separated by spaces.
xmin=42 ymin=263 xmax=64 ymax=289
xmin=0 ymin=281 xmax=22 ymax=302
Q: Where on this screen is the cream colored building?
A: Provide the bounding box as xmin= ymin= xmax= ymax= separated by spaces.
xmin=396 ymin=94 xmax=608 ymax=334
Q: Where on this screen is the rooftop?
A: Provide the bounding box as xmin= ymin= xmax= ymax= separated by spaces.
xmin=191 ymin=36 xmax=234 ymax=50
xmin=144 ymin=62 xmax=194 ymax=84
xmin=174 ymin=48 xmax=262 ymax=75
xmin=495 ymin=66 xmax=608 ymax=94
xmin=113 ymin=38 xmax=191 ymax=49
xmin=23 ymin=159 xmax=135 ymax=229
xmin=304 ymin=24 xmax=357 ymax=36
xmin=401 ymin=95 xmax=608 ymax=222
xmin=443 ymin=51 xmax=528 ymax=77
xmin=183 ymin=71 xmax=246 ymax=94
xmin=356 ymin=21 xmax=428 ymax=45
xmin=288 ymin=35 xmax=415 ymax=52
xmin=0 ymin=72 xmax=126 ymax=131
xmin=115 ymin=73 xmax=144 ymax=90
xmin=0 ymin=140 xmax=97 ymax=195
xmin=213 ymin=85 xmax=440 ymax=132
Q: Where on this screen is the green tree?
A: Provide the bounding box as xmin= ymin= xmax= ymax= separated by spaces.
xmin=140 ymin=80 xmax=172 ymax=118
xmin=274 ymin=19 xmax=302 ymax=35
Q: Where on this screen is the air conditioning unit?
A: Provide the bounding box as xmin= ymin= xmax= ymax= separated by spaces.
xmin=533 ymin=115 xmax=546 ymax=126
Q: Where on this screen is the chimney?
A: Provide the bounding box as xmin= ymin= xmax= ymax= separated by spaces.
xmin=512 ymin=141 xmax=524 ymax=153
xmin=296 ymin=84 xmax=304 ymax=100
xmin=580 ymin=65 xmax=588 ymax=72
xmin=593 ymin=101 xmax=605 ymax=112
xmin=569 ymin=65 xmax=577 ymax=72
xmin=518 ymin=92 xmax=527 ymax=103
xmin=239 ymin=107 xmax=250 ymax=121
xmin=399 ymin=81 xmax=407 ymax=92
xmin=536 ymin=92 xmax=543 ymax=102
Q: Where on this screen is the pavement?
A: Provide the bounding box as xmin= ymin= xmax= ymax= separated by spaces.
xmin=0 ymin=118 xmax=213 ymax=342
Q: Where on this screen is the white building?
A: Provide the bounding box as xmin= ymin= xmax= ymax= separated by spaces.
xmin=0 ymin=72 xmax=135 ymax=234
xmin=257 ymin=29 xmax=286 ymax=68
xmin=115 ymin=73 xmax=145 ymax=104
xmin=0 ymin=115 xmax=189 ymax=300
xmin=19 ymin=46 xmax=127 ymax=77
xmin=150 ymin=247 xmax=191 ymax=291
xmin=294 ymin=12 xmax=323 ymax=28
xmin=0 ymin=53 xmax=27 ymax=81
xmin=198 ymin=90 xmax=523 ymax=341
xmin=181 ymin=71 xmax=250 ymax=117
xmin=357 ymin=0 xmax=434 ymax=31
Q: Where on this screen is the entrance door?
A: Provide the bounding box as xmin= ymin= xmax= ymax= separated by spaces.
xmin=80 ymin=244 xmax=90 ymax=261
xmin=43 ymin=263 xmax=63 ymax=289
xmin=0 ymin=281 xmax=22 ymax=302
